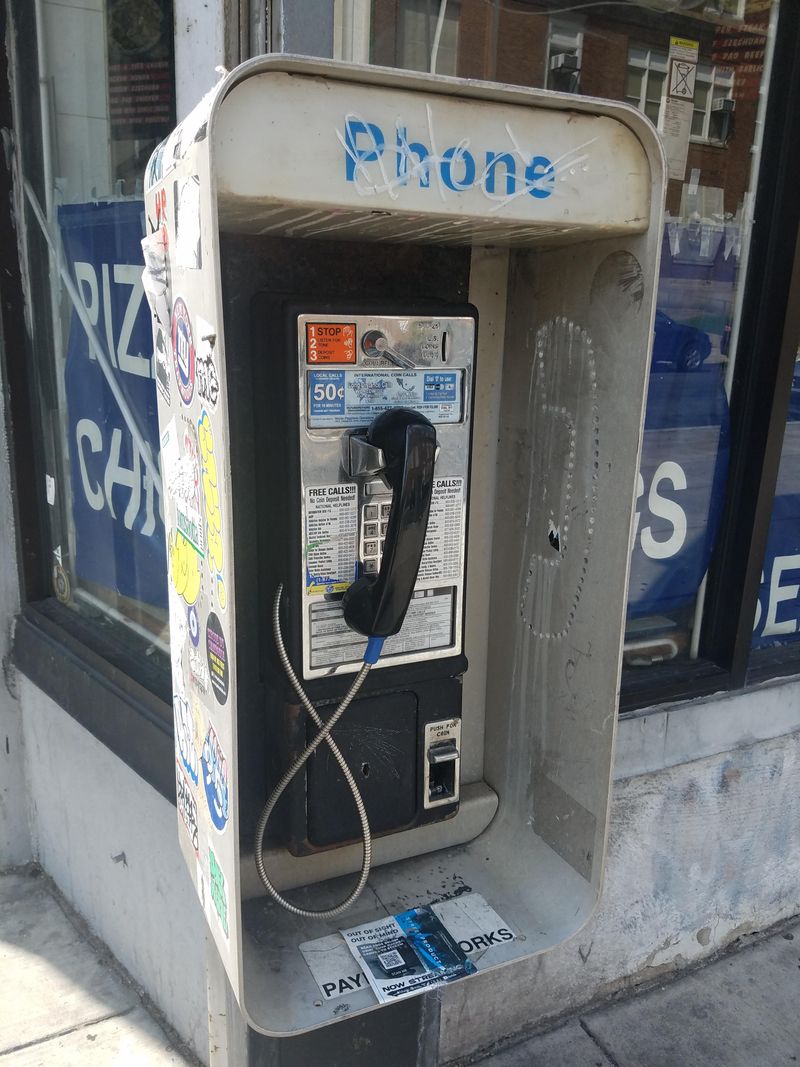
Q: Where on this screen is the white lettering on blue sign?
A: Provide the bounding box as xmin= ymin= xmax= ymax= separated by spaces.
xmin=339 ymin=109 xmax=570 ymax=206
xmin=754 ymin=555 xmax=800 ymax=639
xmin=633 ymin=461 xmax=688 ymax=561
xmin=76 ymin=418 xmax=162 ymax=535
xmin=74 ymin=261 xmax=152 ymax=378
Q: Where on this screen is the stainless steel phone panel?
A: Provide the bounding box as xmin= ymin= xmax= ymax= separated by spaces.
xmin=296 ymin=313 xmax=475 ymax=680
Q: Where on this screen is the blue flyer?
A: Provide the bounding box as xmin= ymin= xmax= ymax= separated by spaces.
xmin=341 ymin=905 xmax=476 ymax=1002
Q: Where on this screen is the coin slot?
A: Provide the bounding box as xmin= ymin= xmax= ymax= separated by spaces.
xmin=441 ymin=330 xmax=448 ymax=362
xmin=428 ymin=756 xmax=456 ymax=803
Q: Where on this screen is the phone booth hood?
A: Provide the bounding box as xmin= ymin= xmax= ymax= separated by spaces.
xmin=143 ymin=56 xmax=665 ymax=1035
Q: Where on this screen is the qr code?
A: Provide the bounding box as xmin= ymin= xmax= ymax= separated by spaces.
xmin=378 ymin=949 xmax=405 ymax=970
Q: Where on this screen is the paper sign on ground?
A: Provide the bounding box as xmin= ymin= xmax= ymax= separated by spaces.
xmin=300 ymin=892 xmax=516 ymax=1001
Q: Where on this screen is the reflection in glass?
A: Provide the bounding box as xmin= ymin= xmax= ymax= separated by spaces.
xmin=17 ymin=0 xmax=175 ymax=656
xmin=361 ymin=0 xmax=774 ymax=671
xmin=400 ymin=0 xmax=460 ymax=76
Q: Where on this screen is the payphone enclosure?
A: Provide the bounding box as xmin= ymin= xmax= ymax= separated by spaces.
xmin=144 ymin=56 xmax=665 ymax=1034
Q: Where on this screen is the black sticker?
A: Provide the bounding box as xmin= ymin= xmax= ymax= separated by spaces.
xmin=206 ymin=612 xmax=229 ymax=705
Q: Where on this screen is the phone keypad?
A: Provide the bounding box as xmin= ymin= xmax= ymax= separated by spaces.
xmin=361 ymin=499 xmax=391 ymax=574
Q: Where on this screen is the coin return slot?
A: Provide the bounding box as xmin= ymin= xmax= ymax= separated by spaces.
xmin=426 ymin=738 xmax=458 ymax=805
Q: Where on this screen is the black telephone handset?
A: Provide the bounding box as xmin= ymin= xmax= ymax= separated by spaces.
xmin=343 ymin=408 xmax=437 ymax=644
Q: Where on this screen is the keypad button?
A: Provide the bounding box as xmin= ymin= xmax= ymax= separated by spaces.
xmin=381 ymin=503 xmax=391 ymax=518
xmin=363 ymin=522 xmax=378 ymax=537
xmin=364 ymin=505 xmax=378 ymax=520
xmin=380 ymin=522 xmax=388 ymax=535
xmin=364 ymin=559 xmax=378 ymax=574
xmin=379 ymin=539 xmax=385 ymax=553
xmin=364 ymin=540 xmax=378 ymax=556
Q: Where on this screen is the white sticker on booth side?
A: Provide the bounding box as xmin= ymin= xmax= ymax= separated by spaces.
xmin=168 ymin=586 xmax=188 ymax=699
xmin=305 ymin=485 xmax=358 ymax=595
xmin=299 ymin=934 xmax=375 ymax=1003
xmin=160 ymin=418 xmax=180 ymax=493
xmin=154 ymin=323 xmax=172 ymax=407
xmin=141 ymin=230 xmax=171 ymax=335
xmin=176 ymin=761 xmax=199 ymax=855
xmin=417 ymin=478 xmax=464 ymax=583
xmin=195 ymin=316 xmax=220 ymax=411
xmin=174 ymin=174 xmax=202 ymax=269
xmin=174 ymin=692 xmax=201 ymax=787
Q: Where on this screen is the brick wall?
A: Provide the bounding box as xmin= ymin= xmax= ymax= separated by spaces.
xmin=369 ymin=2 xmax=760 ymax=215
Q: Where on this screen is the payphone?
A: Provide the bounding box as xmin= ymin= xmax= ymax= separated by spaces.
xmin=251 ymin=303 xmax=476 ymax=914
xmin=143 ymin=54 xmax=665 ymax=1036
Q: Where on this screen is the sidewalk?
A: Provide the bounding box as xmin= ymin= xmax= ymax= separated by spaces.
xmin=475 ymin=915 xmax=800 ymax=1067
xmin=0 ymin=868 xmax=195 ymax=1066
xmin=2 ymin=864 xmax=798 ymax=1066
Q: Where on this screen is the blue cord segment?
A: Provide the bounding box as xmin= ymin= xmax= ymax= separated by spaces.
xmin=363 ymin=636 xmax=385 ymax=665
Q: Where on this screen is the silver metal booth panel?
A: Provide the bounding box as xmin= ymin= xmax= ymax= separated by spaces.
xmin=143 ymin=56 xmax=665 ymax=1035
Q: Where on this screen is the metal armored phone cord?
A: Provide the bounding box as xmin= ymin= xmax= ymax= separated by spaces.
xmin=253 ymin=584 xmax=383 ymax=919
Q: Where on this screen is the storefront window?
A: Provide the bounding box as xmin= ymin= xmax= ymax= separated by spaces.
xmin=13 ymin=0 xmax=175 ymax=662
xmin=12 ymin=0 xmax=785 ymax=692
xmin=357 ymin=0 xmax=777 ymax=672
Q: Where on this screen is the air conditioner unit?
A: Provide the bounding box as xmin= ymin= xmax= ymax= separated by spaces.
xmin=710 ymin=97 xmax=735 ymax=143
xmin=550 ymin=52 xmax=580 ymax=73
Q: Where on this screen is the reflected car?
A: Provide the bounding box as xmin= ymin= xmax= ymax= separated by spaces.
xmin=652 ymin=309 xmax=713 ymax=371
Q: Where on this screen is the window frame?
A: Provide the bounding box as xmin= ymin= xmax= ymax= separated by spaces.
xmin=546 ymin=16 xmax=584 ymax=93
xmin=690 ymin=61 xmax=735 ymax=144
xmin=621 ymin=1 xmax=800 ymax=710
xmin=1 ymin=0 xmax=177 ymax=800
xmin=625 ymin=44 xmax=669 ymax=126
xmin=625 ymin=43 xmax=736 ymax=146
xmin=397 ymin=0 xmax=461 ymax=78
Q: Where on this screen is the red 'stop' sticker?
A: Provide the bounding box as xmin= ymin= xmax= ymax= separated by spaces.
xmin=306 ymin=322 xmax=357 ymax=364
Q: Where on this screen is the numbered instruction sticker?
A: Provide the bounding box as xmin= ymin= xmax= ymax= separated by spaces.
xmin=306 ymin=322 xmax=356 ymax=364
xmin=305 ymin=484 xmax=358 ymax=595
